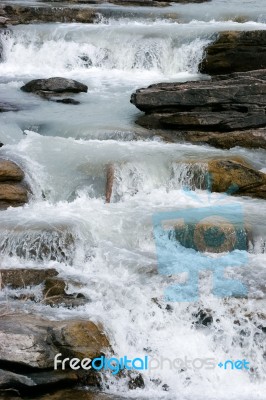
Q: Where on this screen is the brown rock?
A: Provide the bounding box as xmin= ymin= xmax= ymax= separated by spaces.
xmin=0 ymin=183 xmax=28 ymax=206
xmin=0 ymin=268 xmax=58 ymax=289
xmin=208 ymin=158 xmax=266 ymax=199
xmin=2 ymin=5 xmax=96 ymax=25
xmin=200 ymin=31 xmax=266 ymax=75
xmin=0 ymin=160 xmax=24 ymax=181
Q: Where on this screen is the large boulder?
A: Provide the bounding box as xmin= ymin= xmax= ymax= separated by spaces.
xmin=200 ymin=31 xmax=266 ymax=75
xmin=0 ymin=315 xmax=109 ymax=396
xmin=0 ymin=315 xmax=110 ymax=369
xmin=131 ymin=70 xmax=266 ymax=149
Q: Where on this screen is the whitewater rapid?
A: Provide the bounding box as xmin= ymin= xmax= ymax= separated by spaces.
xmin=0 ymin=8 xmax=266 ymax=399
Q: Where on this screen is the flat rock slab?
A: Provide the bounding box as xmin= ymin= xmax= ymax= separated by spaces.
xmin=131 ymin=70 xmax=266 ymax=145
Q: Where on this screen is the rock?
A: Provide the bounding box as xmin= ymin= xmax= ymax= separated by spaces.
xmin=0 ymin=102 xmax=20 ymax=112
xmin=0 ymin=159 xmax=29 ymax=209
xmin=21 ymin=78 xmax=87 ymax=104
xmin=200 ymin=31 xmax=266 ymax=75
xmin=131 ymin=70 xmax=266 ymax=149
xmin=207 ymin=158 xmax=266 ymax=199
xmin=0 ymin=17 xmax=8 ymax=27
xmin=0 ymin=315 xmax=110 ymax=369
xmin=21 ymin=78 xmax=88 ymax=94
xmin=2 ymin=5 xmax=96 ymax=25
xmin=0 ymin=268 xmax=58 ymax=289
xmin=55 ymin=98 xmax=80 ymax=105
xmin=36 ymin=389 xmax=129 ymax=400
xmin=0 ymin=369 xmax=36 ymax=391
xmin=192 ymin=309 xmax=213 ymax=327
xmin=128 ymin=374 xmax=145 ymax=390
xmin=0 ymin=183 xmax=28 ymax=207
xmin=0 ymin=160 xmax=24 ymax=182
xmin=43 ymin=277 xmax=66 ymax=297
xmin=161 ymin=128 xmax=266 ymax=150
xmin=43 ymin=277 xmax=87 ymax=308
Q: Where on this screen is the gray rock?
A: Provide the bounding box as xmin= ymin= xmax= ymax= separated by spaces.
xmin=131 ymin=70 xmax=266 ymax=148
xmin=0 ymin=315 xmax=110 ymax=369
xmin=21 ymin=78 xmax=88 ymax=94
xmin=0 ymin=102 xmax=20 ymax=113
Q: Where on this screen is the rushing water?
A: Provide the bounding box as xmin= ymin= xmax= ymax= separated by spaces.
xmin=0 ymin=1 xmax=266 ymax=398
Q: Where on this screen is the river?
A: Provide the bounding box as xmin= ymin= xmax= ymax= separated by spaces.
xmin=0 ymin=0 xmax=266 ymax=398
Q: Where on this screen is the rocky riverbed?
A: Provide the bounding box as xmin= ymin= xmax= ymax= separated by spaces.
xmin=0 ymin=0 xmax=266 ymax=399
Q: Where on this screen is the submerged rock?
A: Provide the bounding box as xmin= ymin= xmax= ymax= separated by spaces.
xmin=0 ymin=102 xmax=20 ymax=112
xmin=200 ymin=30 xmax=266 ymax=75
xmin=131 ymin=70 xmax=266 ymax=149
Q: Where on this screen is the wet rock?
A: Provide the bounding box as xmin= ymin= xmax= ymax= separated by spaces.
xmin=55 ymin=98 xmax=80 ymax=105
xmin=35 ymin=389 xmax=129 ymax=400
xmin=43 ymin=277 xmax=87 ymax=308
xmin=0 ymin=268 xmax=58 ymax=289
xmin=207 ymin=158 xmax=266 ymax=199
xmin=200 ymin=30 xmax=266 ymax=75
xmin=0 ymin=369 xmax=78 ymax=396
xmin=0 ymin=159 xmax=29 ymax=209
xmin=21 ymin=78 xmax=88 ymax=95
xmin=21 ymin=78 xmax=87 ymax=105
xmin=0 ymin=369 xmax=36 ymax=391
xmin=193 ymin=309 xmax=213 ymax=327
xmin=163 ymin=128 xmax=266 ymax=150
xmin=0 ymin=160 xmax=24 ymax=182
xmin=128 ymin=373 xmax=145 ymax=390
xmin=0 ymin=315 xmax=110 ymax=369
xmin=1 ymin=5 xmax=96 ymax=25
xmin=0 ymin=102 xmax=20 ymax=113
xmin=0 ymin=184 xmax=28 ymax=208
xmin=131 ymin=70 xmax=266 ymax=149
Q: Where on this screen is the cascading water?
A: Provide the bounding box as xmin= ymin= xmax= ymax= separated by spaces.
xmin=0 ymin=2 xmax=266 ymax=398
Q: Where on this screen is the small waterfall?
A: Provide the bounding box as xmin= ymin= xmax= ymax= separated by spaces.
xmin=0 ymin=23 xmax=210 ymax=76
